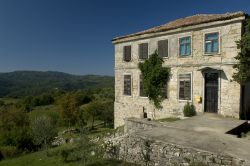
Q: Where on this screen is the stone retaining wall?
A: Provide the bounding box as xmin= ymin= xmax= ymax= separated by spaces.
xmin=105 ymin=133 xmax=246 ymax=166
xmin=105 ymin=118 xmax=248 ymax=166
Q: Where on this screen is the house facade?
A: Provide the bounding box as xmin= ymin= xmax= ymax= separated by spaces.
xmin=112 ymin=12 xmax=247 ymax=128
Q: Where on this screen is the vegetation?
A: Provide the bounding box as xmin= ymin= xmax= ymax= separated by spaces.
xmin=31 ymin=116 xmax=57 ymax=149
xmin=138 ymin=51 xmax=171 ymax=109
xmin=0 ymin=70 xmax=119 ymax=165
xmin=233 ymin=17 xmax=250 ymax=84
xmin=183 ymin=102 xmax=196 ymax=117
xmin=0 ymin=71 xmax=114 ymax=97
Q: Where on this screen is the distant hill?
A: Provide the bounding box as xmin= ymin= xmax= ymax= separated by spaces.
xmin=0 ymin=71 xmax=114 ymax=97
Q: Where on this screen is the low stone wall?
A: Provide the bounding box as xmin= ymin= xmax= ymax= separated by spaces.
xmin=105 ymin=133 xmax=246 ymax=166
xmin=105 ymin=118 xmax=248 ymax=166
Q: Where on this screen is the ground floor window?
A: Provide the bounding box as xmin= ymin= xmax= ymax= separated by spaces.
xmin=179 ymin=73 xmax=191 ymax=100
xmin=161 ymin=83 xmax=168 ymax=99
xmin=124 ymin=75 xmax=132 ymax=96
xmin=139 ymin=75 xmax=147 ymax=97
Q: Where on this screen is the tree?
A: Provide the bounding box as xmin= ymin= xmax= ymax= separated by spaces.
xmin=31 ymin=116 xmax=57 ymax=149
xmin=138 ymin=51 xmax=171 ymax=109
xmin=81 ymin=101 xmax=103 ymax=130
xmin=0 ymin=105 xmax=34 ymax=151
xmin=60 ymin=93 xmax=81 ymax=127
xmin=233 ymin=18 xmax=250 ymax=84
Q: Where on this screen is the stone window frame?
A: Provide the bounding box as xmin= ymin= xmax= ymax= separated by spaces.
xmin=157 ymin=39 xmax=169 ymax=59
xmin=123 ymin=73 xmax=133 ymax=97
xmin=177 ymin=72 xmax=193 ymax=102
xmin=178 ymin=35 xmax=193 ymax=57
xmin=123 ymin=45 xmax=132 ymax=62
xmin=203 ymin=30 xmax=221 ymax=56
xmin=138 ymin=42 xmax=150 ymax=60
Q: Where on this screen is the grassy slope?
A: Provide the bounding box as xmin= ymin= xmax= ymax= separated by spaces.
xmin=0 ymin=146 xmax=137 ymax=166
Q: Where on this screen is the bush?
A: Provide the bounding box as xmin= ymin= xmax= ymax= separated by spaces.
xmin=183 ymin=102 xmax=196 ymax=117
xmin=0 ymin=146 xmax=18 ymax=159
xmin=31 ymin=116 xmax=57 ymax=148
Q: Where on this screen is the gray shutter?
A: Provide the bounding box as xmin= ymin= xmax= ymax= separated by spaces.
xmin=158 ymin=40 xmax=168 ymax=57
xmin=143 ymin=43 xmax=148 ymax=59
xmin=124 ymin=46 xmax=131 ymax=62
xmin=139 ymin=44 xmax=143 ymax=59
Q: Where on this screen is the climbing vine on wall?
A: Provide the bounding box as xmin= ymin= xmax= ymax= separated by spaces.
xmin=138 ymin=51 xmax=171 ymax=109
xmin=233 ymin=16 xmax=250 ymax=84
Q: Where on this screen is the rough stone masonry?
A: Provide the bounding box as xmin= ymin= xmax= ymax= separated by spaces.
xmin=112 ymin=12 xmax=246 ymax=128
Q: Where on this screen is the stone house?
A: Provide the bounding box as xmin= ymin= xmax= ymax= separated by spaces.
xmin=112 ymin=11 xmax=248 ymax=128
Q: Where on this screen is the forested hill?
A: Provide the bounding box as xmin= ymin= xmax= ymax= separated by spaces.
xmin=0 ymin=71 xmax=114 ymax=97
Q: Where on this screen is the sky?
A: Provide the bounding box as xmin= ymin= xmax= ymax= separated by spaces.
xmin=0 ymin=0 xmax=249 ymax=76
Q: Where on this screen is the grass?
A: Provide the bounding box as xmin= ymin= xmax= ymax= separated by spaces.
xmin=0 ymin=149 xmax=138 ymax=166
xmin=0 ymin=98 xmax=20 ymax=105
xmin=156 ymin=117 xmax=180 ymax=122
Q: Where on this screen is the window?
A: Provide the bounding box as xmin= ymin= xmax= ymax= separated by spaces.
xmin=205 ymin=32 xmax=219 ymax=54
xmin=139 ymin=75 xmax=147 ymax=97
xmin=161 ymin=83 xmax=168 ymax=99
xmin=123 ymin=45 xmax=131 ymax=62
xmin=158 ymin=40 xmax=168 ymax=58
xmin=124 ymin=75 xmax=132 ymax=96
xmin=139 ymin=43 xmax=148 ymax=59
xmin=179 ymin=36 xmax=191 ymax=56
xmin=179 ymin=74 xmax=191 ymax=100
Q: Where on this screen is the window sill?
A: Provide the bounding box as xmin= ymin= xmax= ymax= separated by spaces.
xmin=203 ymin=53 xmax=220 ymax=56
xmin=178 ymin=99 xmax=192 ymax=102
xmin=139 ymin=96 xmax=148 ymax=99
xmin=123 ymin=94 xmax=132 ymax=97
xmin=178 ymin=55 xmax=192 ymax=58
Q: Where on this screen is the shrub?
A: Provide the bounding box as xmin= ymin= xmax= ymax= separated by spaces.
xmin=183 ymin=102 xmax=196 ymax=117
xmin=31 ymin=116 xmax=57 ymax=149
xmin=0 ymin=146 xmax=18 ymax=159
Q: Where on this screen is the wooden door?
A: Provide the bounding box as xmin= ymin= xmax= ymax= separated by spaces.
xmin=205 ymin=73 xmax=218 ymax=113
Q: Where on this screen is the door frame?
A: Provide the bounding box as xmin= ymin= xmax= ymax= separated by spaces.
xmin=202 ymin=70 xmax=221 ymax=114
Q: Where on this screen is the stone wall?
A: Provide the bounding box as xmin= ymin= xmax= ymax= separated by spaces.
xmin=105 ymin=133 xmax=247 ymax=166
xmin=114 ymin=18 xmax=243 ymax=128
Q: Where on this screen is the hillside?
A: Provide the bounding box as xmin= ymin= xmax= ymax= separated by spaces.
xmin=0 ymin=71 xmax=114 ymax=97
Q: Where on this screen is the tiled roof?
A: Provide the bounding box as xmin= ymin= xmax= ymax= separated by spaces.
xmin=113 ymin=11 xmax=246 ymax=42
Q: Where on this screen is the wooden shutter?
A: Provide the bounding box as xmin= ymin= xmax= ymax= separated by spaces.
xmin=158 ymin=40 xmax=168 ymax=58
xmin=124 ymin=46 xmax=131 ymax=62
xmin=139 ymin=43 xmax=148 ymax=59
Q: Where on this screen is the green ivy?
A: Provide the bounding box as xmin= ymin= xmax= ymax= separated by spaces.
xmin=138 ymin=51 xmax=171 ymax=109
xmin=233 ymin=17 xmax=250 ymax=84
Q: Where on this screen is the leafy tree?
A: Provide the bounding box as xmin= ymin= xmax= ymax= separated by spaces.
xmin=99 ymin=101 xmax=114 ymax=127
xmin=138 ymin=51 xmax=171 ymax=109
xmin=60 ymin=93 xmax=81 ymax=127
xmin=233 ymin=17 xmax=250 ymax=84
xmin=31 ymin=116 xmax=57 ymax=149
xmin=81 ymin=101 xmax=103 ymax=130
xmin=0 ymin=105 xmax=34 ymax=151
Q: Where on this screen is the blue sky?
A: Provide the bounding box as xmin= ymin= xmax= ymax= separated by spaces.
xmin=0 ymin=0 xmax=249 ymax=76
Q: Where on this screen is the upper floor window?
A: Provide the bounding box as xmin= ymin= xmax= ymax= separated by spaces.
xmin=139 ymin=75 xmax=147 ymax=97
xmin=179 ymin=73 xmax=191 ymax=100
xmin=179 ymin=36 xmax=191 ymax=56
xmin=139 ymin=43 xmax=148 ymax=60
xmin=158 ymin=39 xmax=168 ymax=58
xmin=124 ymin=75 xmax=132 ymax=96
xmin=123 ymin=45 xmax=131 ymax=62
xmin=205 ymin=32 xmax=219 ymax=54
